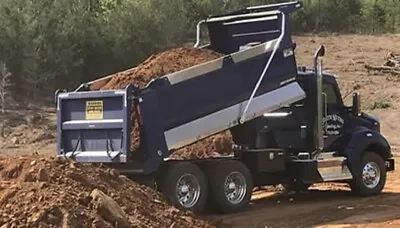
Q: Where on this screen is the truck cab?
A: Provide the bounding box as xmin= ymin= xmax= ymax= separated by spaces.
xmin=258 ymin=67 xmax=384 ymax=154
xmin=231 ymin=65 xmax=394 ymax=196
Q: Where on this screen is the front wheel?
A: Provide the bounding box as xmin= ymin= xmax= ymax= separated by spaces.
xmin=350 ymin=152 xmax=386 ymax=196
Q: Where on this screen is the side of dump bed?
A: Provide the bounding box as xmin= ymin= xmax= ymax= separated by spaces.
xmin=137 ymin=3 xmax=305 ymax=156
xmin=56 ymin=1 xmax=306 ymax=174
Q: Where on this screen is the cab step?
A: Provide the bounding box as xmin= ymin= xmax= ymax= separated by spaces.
xmin=317 ymin=152 xmax=353 ymax=181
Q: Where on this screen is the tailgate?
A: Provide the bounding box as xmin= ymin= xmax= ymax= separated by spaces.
xmin=56 ymin=88 xmax=131 ymax=163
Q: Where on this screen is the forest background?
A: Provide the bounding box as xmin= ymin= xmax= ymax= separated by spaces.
xmin=0 ymin=0 xmax=398 ymax=104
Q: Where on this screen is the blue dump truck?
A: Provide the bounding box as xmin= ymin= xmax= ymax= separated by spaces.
xmin=55 ymin=1 xmax=394 ymax=214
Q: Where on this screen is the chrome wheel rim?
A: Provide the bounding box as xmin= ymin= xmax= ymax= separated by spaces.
xmin=176 ymin=174 xmax=200 ymax=208
xmin=224 ymin=171 xmax=247 ymax=204
xmin=362 ymin=162 xmax=381 ymax=189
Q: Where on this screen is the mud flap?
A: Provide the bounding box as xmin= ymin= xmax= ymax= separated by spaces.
xmin=287 ymin=160 xmax=323 ymax=184
xmin=386 ymin=158 xmax=395 ymax=172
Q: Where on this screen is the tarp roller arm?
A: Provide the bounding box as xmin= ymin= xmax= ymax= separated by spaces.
xmin=239 ymin=12 xmax=286 ymax=124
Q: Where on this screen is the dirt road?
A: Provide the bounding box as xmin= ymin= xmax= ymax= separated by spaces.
xmin=1 ymin=34 xmax=400 ymax=227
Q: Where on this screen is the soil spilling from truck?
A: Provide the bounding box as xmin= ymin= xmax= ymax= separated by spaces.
xmin=0 ymin=156 xmax=219 ymax=228
xmin=98 ymin=47 xmax=233 ymax=159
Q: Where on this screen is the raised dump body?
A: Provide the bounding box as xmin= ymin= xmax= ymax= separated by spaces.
xmin=56 ymin=1 xmax=305 ymax=174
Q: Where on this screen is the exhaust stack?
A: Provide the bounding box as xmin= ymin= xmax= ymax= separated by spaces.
xmin=314 ymin=45 xmax=325 ymax=155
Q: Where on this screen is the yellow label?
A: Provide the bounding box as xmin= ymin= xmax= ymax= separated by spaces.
xmin=86 ymin=100 xmax=103 ymax=120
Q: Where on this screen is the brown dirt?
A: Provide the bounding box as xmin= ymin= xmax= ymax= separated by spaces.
xmin=98 ymin=47 xmax=233 ymax=159
xmin=0 ymin=155 xmax=218 ymax=228
xmin=100 ymin=47 xmax=223 ymax=90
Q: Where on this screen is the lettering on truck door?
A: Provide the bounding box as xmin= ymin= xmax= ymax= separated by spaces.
xmin=322 ymin=81 xmax=346 ymax=152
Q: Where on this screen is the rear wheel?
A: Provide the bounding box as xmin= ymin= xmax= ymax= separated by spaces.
xmin=207 ymin=160 xmax=253 ymax=214
xmin=162 ymin=162 xmax=207 ymax=213
xmin=350 ymin=152 xmax=386 ymax=196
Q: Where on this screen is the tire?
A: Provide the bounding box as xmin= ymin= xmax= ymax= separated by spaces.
xmin=161 ymin=162 xmax=207 ymax=213
xmin=207 ymin=160 xmax=253 ymax=214
xmin=350 ymin=152 xmax=386 ymax=196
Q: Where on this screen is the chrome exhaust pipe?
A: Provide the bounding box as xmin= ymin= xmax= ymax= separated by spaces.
xmin=314 ymin=45 xmax=325 ymax=156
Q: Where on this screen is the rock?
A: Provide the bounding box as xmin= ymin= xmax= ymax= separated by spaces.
xmin=118 ymin=175 xmax=129 ymax=181
xmin=109 ymin=169 xmax=117 ymax=177
xmin=69 ymin=163 xmax=76 ymax=169
xmin=10 ymin=137 xmax=19 ymax=145
xmin=27 ymin=211 xmax=43 ymax=224
xmin=90 ymin=189 xmax=130 ymax=228
xmin=37 ymin=168 xmax=49 ymax=182
xmin=2 ymin=164 xmax=22 ymax=179
xmin=0 ymin=223 xmax=9 ymax=228
xmin=30 ymin=161 xmax=36 ymax=166
xmin=23 ymin=172 xmax=35 ymax=182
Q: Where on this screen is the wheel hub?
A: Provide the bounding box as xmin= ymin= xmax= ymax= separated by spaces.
xmin=176 ymin=174 xmax=200 ymax=208
xmin=224 ymin=172 xmax=247 ymax=204
xmin=228 ymin=182 xmax=236 ymax=190
xmin=180 ymin=184 xmax=189 ymax=193
xmin=362 ymin=162 xmax=381 ymax=189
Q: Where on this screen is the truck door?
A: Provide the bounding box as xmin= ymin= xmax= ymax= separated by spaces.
xmin=322 ymin=80 xmax=346 ymax=152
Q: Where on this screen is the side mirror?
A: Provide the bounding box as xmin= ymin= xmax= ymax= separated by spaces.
xmin=352 ymin=92 xmax=361 ymax=116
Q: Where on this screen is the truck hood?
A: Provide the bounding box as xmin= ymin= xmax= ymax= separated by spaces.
xmin=360 ymin=112 xmax=380 ymax=132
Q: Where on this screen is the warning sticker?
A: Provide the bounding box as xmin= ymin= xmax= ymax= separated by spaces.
xmin=86 ymin=100 xmax=103 ymax=120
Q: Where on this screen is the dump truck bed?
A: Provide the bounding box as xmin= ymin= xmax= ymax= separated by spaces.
xmin=56 ymin=2 xmax=305 ymax=174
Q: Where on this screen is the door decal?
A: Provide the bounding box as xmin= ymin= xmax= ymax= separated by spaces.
xmin=323 ymin=114 xmax=344 ymax=136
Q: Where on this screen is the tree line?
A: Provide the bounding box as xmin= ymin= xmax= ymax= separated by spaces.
xmin=0 ymin=0 xmax=398 ymax=104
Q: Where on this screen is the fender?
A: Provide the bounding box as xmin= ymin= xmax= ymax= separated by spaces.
xmin=343 ymin=126 xmax=391 ymax=172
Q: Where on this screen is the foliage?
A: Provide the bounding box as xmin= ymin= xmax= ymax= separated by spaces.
xmin=0 ymin=0 xmax=399 ymax=102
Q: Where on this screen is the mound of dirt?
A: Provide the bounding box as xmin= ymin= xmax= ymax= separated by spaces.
xmin=0 ymin=156 xmax=218 ymax=228
xmin=99 ymin=47 xmax=234 ymax=159
xmin=100 ymin=47 xmax=223 ymax=90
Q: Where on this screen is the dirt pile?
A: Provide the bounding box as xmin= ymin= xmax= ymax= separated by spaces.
xmin=99 ymin=47 xmax=234 ymax=159
xmin=99 ymin=47 xmax=223 ymax=90
xmin=0 ymin=156 xmax=218 ymax=228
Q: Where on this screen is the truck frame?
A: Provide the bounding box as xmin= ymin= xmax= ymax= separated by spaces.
xmin=55 ymin=1 xmax=395 ymax=214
